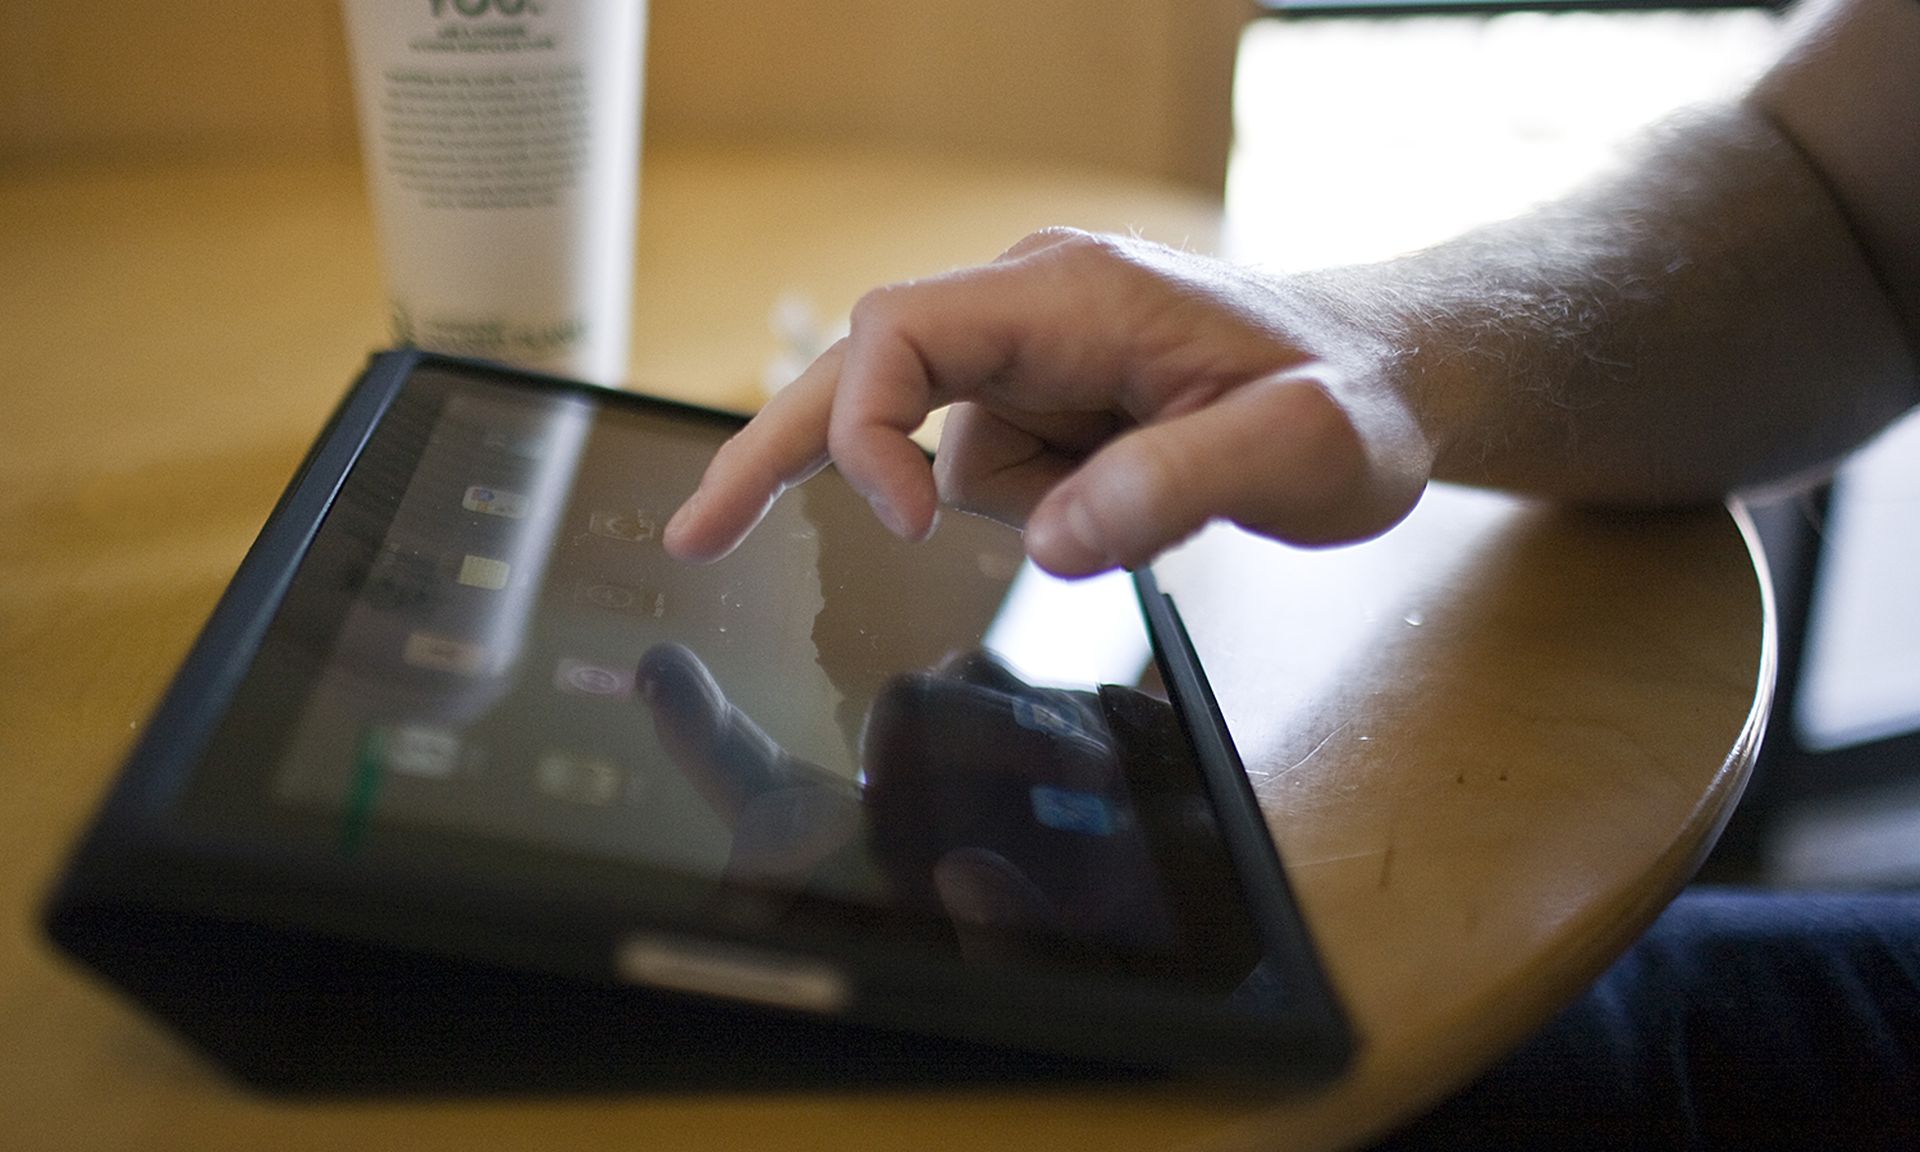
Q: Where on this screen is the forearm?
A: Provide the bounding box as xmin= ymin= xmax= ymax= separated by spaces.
xmin=1332 ymin=102 xmax=1915 ymax=505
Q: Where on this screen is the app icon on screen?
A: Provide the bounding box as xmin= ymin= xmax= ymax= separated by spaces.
xmin=1030 ymin=785 xmax=1119 ymax=837
xmin=376 ymin=723 xmax=464 ymax=779
xmin=402 ymin=631 xmax=495 ymax=677
xmin=588 ymin=509 xmax=657 ymax=542
xmin=535 ymin=752 xmax=624 ymax=806
xmin=573 ymin=580 xmax=667 ymax=618
xmin=575 ymin=580 xmax=638 ymax=611
xmin=456 ymin=554 xmax=511 ymax=590
xmin=553 ymin=657 xmax=635 ymax=698
xmin=463 ymin=485 xmax=530 ymax=519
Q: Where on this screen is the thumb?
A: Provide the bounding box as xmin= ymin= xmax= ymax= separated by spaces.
xmin=1022 ymin=369 xmax=1429 ymax=576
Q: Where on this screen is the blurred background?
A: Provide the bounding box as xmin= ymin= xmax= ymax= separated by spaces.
xmin=3 ymin=0 xmax=1915 ymax=888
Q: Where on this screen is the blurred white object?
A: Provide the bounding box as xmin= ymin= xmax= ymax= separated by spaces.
xmin=1228 ymin=10 xmax=1782 ymax=270
xmin=761 ymin=290 xmax=842 ymax=399
xmin=1795 ymin=410 xmax=1920 ymax=751
xmin=343 ymin=0 xmax=645 ymax=386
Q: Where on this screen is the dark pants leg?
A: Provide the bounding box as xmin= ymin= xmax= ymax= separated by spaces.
xmin=1372 ymin=887 xmax=1920 ymax=1150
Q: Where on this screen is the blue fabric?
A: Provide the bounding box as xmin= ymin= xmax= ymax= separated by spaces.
xmin=1372 ymin=887 xmax=1920 ymax=1149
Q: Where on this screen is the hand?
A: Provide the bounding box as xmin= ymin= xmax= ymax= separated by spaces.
xmin=636 ymin=643 xmax=861 ymax=887
xmin=664 ymin=229 xmax=1435 ymax=577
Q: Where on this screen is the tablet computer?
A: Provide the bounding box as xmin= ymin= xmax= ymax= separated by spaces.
xmin=43 ymin=350 xmax=1351 ymax=1091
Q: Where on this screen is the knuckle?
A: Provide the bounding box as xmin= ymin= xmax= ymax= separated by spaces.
xmin=999 ymin=226 xmax=1090 ymax=261
xmin=1057 ymin=229 xmax=1129 ymax=266
xmin=847 ymin=282 xmax=910 ymax=334
xmin=1045 ymin=232 xmax=1177 ymax=304
xmin=708 ymin=429 xmax=750 ymax=473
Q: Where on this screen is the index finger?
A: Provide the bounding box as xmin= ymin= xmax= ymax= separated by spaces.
xmin=671 ymin=254 xmax=1082 ymax=559
xmin=662 ymin=339 xmax=845 ymax=563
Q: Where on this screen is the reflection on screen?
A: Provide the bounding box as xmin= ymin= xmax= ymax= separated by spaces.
xmin=253 ymin=369 xmax=1192 ymax=961
xmin=984 ymin=564 xmax=1154 ymax=691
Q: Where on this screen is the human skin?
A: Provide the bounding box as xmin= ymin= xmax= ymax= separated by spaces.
xmin=664 ymin=0 xmax=1920 ymax=578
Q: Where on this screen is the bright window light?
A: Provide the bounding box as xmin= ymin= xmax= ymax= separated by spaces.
xmin=1227 ymin=10 xmax=1784 ymax=271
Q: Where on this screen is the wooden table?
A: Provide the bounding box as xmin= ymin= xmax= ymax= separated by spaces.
xmin=0 ymin=149 xmax=1771 ymax=1151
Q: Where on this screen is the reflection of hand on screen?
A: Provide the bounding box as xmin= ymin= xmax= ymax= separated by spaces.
xmin=863 ymin=652 xmax=1177 ymax=954
xmin=637 ymin=642 xmax=1174 ymax=955
xmin=636 ymin=643 xmax=859 ymax=888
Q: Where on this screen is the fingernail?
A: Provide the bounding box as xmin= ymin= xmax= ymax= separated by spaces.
xmin=1062 ymin=498 xmax=1107 ymax=562
xmin=1030 ymin=495 xmax=1109 ymax=572
xmin=664 ymin=491 xmax=701 ymax=547
xmin=867 ymin=492 xmax=910 ymax=539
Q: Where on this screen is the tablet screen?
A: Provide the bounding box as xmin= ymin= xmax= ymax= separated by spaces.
xmin=181 ymin=362 xmax=1260 ymax=985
